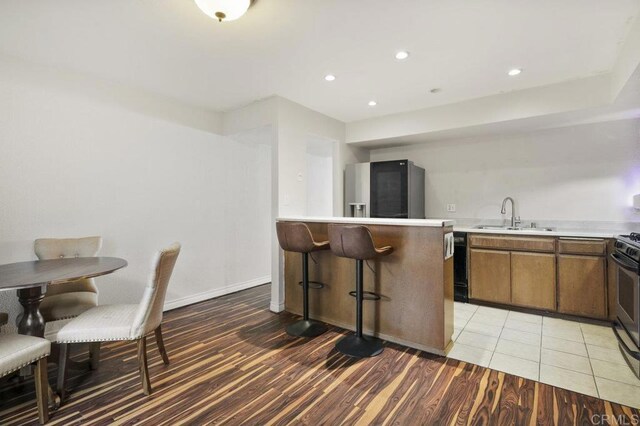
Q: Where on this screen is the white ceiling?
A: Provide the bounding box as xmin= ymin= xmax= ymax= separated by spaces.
xmin=0 ymin=0 xmax=638 ymax=122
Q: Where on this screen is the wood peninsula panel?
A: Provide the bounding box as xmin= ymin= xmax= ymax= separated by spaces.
xmin=469 ymin=235 xmax=555 ymax=253
xmin=558 ymin=238 xmax=606 ymax=256
xmin=511 ymin=252 xmax=556 ymax=311
xmin=284 ymin=222 xmax=453 ymax=354
xmin=557 ymin=254 xmax=607 ymax=319
xmin=469 ymin=249 xmax=511 ymax=304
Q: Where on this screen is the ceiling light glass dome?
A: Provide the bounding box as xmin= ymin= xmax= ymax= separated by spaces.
xmin=194 ymin=0 xmax=251 ymax=22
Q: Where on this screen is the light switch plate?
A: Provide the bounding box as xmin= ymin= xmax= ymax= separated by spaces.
xmin=444 ymin=232 xmax=454 ymax=260
xmin=447 ymin=204 xmax=456 ymax=213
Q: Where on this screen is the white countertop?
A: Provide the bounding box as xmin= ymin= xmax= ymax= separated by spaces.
xmin=276 ymin=217 xmax=634 ymax=236
xmin=453 ymin=226 xmax=623 ymax=239
xmin=277 ymin=216 xmax=454 ymax=228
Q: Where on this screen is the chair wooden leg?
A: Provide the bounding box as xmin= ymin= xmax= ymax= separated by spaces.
xmin=34 ymin=358 xmax=49 ymax=424
xmin=137 ymin=337 xmax=152 ymax=395
xmin=50 ymin=343 xmax=60 ymax=365
xmin=89 ymin=342 xmax=101 ymax=370
xmin=154 ymin=325 xmax=170 ymax=365
xmin=57 ymin=343 xmax=69 ymax=402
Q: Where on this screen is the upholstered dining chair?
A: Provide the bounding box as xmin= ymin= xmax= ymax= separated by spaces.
xmin=0 ymin=334 xmax=50 ymax=423
xmin=34 ymin=236 xmax=102 ymax=366
xmin=34 ymin=237 xmax=103 ymax=321
xmin=56 ymin=243 xmax=181 ymax=399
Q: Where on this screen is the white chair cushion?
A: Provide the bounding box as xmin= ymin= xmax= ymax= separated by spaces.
xmin=43 ymin=318 xmax=73 ymax=343
xmin=56 ymin=304 xmax=140 ymax=343
xmin=0 ymin=334 xmax=50 ymax=377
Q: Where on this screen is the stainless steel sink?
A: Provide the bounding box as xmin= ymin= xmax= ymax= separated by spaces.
xmin=475 ymin=225 xmax=555 ymax=232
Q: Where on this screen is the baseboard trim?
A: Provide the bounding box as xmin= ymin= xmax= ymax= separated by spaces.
xmin=164 ymin=276 xmax=270 ymax=311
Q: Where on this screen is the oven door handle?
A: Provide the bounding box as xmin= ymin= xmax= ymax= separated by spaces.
xmin=610 ymin=252 xmax=639 ymax=272
xmin=612 ymin=321 xmax=640 ymax=361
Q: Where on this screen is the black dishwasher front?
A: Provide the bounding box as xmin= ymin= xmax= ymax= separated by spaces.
xmin=453 ymin=232 xmax=468 ymax=302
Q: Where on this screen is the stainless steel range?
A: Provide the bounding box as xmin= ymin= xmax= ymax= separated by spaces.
xmin=611 ymin=232 xmax=640 ymax=378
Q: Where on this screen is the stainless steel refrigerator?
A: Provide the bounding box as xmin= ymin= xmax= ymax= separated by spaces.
xmin=344 ymin=160 xmax=425 ymax=219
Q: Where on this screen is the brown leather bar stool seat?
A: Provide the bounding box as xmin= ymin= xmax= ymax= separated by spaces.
xmin=276 ymin=222 xmax=330 ymax=338
xmin=328 ymin=224 xmax=393 ymax=358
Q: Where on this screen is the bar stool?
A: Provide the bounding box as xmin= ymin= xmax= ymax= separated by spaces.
xmin=276 ymin=222 xmax=329 ymax=338
xmin=328 ymin=224 xmax=393 ymax=358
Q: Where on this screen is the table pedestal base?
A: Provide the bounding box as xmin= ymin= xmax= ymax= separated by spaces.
xmin=16 ymin=286 xmax=46 ymax=337
xmin=15 ymin=285 xmax=60 ymax=410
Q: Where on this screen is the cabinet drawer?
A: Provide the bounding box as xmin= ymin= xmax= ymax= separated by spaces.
xmin=469 ymin=235 xmax=555 ymax=253
xmin=558 ymin=238 xmax=606 ymax=256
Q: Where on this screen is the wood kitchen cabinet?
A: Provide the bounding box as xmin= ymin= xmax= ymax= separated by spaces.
xmin=511 ymin=252 xmax=556 ymax=310
xmin=468 ymin=234 xmax=611 ymax=320
xmin=557 ymin=254 xmax=607 ymax=318
xmin=469 ymin=249 xmax=511 ymax=304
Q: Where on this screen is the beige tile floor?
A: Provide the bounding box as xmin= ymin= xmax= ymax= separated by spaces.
xmin=447 ymin=302 xmax=640 ymax=409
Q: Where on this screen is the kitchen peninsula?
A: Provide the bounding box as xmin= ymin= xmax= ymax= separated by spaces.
xmin=277 ymin=217 xmax=455 ymax=355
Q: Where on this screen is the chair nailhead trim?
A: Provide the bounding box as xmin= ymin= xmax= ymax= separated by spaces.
xmin=57 ymin=337 xmax=137 ymax=343
xmin=0 ymin=353 xmax=50 ymax=377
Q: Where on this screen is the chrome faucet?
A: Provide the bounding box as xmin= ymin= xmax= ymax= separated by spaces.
xmin=501 ymin=197 xmax=521 ymax=228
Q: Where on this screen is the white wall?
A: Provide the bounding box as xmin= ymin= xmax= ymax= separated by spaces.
xmin=305 ymin=136 xmax=334 ymax=217
xmin=369 ymin=119 xmax=640 ymax=224
xmin=223 ymin=96 xmax=369 ymax=313
xmin=0 ymin=61 xmax=272 ymax=330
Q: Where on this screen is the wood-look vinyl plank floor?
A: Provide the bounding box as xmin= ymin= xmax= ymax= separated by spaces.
xmin=1 ymin=284 xmax=638 ymax=425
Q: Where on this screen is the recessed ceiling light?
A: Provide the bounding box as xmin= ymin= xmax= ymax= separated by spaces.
xmin=508 ymin=68 xmax=522 ymax=76
xmin=368 ymin=100 xmax=377 ymax=107
xmin=324 ymin=74 xmax=336 ymax=81
xmin=395 ymin=51 xmax=410 ymax=60
xmin=429 ymin=88 xmax=441 ymax=94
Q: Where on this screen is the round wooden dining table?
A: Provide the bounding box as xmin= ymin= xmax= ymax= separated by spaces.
xmin=0 ymin=257 xmax=128 ymax=337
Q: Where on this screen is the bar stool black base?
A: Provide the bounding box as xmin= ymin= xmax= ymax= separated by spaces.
xmin=336 ymin=334 xmax=384 ymax=358
xmin=286 ymin=320 xmax=327 ymax=338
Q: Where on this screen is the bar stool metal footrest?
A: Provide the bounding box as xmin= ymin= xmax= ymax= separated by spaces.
xmin=297 ymin=280 xmax=325 ymax=289
xmin=348 ymin=290 xmax=380 ymax=301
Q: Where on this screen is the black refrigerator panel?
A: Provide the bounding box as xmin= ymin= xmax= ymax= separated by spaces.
xmin=370 ymin=160 xmax=409 ymax=218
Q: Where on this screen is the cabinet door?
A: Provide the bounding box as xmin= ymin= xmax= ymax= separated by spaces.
xmin=557 ymin=255 xmax=607 ymax=318
xmin=469 ymin=249 xmax=511 ymax=304
xmin=511 ymin=252 xmax=556 ymax=311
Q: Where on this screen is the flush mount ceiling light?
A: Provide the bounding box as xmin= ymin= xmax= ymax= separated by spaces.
xmin=395 ymin=51 xmax=410 ymax=60
xmin=324 ymin=74 xmax=336 ymax=82
xmin=368 ymin=100 xmax=377 ymax=106
xmin=508 ymin=68 xmax=522 ymax=76
xmin=194 ymin=0 xmax=251 ymax=22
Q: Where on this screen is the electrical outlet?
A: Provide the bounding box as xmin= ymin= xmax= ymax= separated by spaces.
xmin=447 ymin=204 xmax=456 ymax=213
